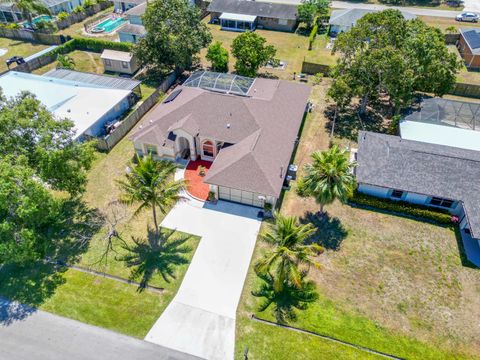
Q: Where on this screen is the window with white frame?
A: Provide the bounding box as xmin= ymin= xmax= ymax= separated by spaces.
xmin=104 ymin=59 xmax=112 ymax=66
xmin=429 ymin=197 xmax=454 ymax=208
xmin=390 ymin=189 xmax=404 ymax=199
xmin=121 ymin=61 xmax=129 ymax=69
xmin=202 ymin=140 xmax=215 ymax=157
xmin=278 ymin=19 xmax=288 ymax=25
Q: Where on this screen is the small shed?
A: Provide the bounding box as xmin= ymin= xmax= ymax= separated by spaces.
xmin=101 ymin=49 xmax=140 ymax=75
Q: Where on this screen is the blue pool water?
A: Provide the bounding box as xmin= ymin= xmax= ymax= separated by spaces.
xmin=94 ymin=17 xmax=126 ymax=33
xmin=22 ymin=15 xmax=53 ymax=27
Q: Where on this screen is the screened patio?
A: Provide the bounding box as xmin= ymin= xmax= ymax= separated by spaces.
xmin=219 ymin=12 xmax=257 ymax=31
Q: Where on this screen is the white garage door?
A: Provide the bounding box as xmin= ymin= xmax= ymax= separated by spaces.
xmin=218 ymin=186 xmax=265 ymax=208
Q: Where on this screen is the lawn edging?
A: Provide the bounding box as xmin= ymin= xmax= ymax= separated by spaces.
xmin=250 ymin=315 xmax=404 ymax=360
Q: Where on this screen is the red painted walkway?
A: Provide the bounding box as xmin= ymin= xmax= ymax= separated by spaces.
xmin=185 ymin=160 xmax=212 ymax=201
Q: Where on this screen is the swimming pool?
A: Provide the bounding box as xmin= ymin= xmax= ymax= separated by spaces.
xmin=21 ymin=15 xmax=53 ymax=28
xmin=93 ymin=17 xmax=126 ymax=33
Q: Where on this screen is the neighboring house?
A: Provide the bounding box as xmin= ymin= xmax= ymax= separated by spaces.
xmin=355 ymin=131 xmax=480 ymax=266
xmin=0 ymin=71 xmax=138 ymax=139
xmin=101 ymin=49 xmax=140 ymax=75
xmin=113 ymin=0 xmax=144 ymax=12
xmin=130 ymin=71 xmax=310 ymax=208
xmin=0 ymin=0 xmax=84 ymax=22
xmin=458 ymin=28 xmax=480 ymax=69
xmin=208 ymin=0 xmax=298 ymax=32
xmin=329 ymin=8 xmax=416 ymax=35
xmin=399 ymin=97 xmax=480 ymax=152
xmin=118 ymin=2 xmax=146 ymax=43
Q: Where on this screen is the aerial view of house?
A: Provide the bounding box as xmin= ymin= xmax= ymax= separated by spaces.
xmin=118 ymin=2 xmax=146 ymax=43
xmin=329 ymin=8 xmax=416 ymax=34
xmin=0 ymin=70 xmax=139 ymax=138
xmin=1 ymin=1 xmax=480 ymax=360
xmin=131 ymin=71 xmax=310 ymax=207
xmin=457 ymin=27 xmax=480 ymax=69
xmin=208 ymin=0 xmax=298 ymax=32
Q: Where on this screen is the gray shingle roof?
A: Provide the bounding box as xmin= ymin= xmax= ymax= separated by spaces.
xmin=118 ymin=23 xmax=146 ymax=36
xmin=43 ymin=69 xmax=140 ymax=91
xmin=131 ymin=74 xmax=310 ymax=197
xmin=124 ymin=2 xmax=146 ymax=16
xmin=356 ymin=131 xmax=480 ymax=239
xmin=329 ymin=8 xmax=416 ymax=27
xmin=460 ymin=28 xmax=480 ymax=55
xmin=208 ymin=0 xmax=298 ymax=20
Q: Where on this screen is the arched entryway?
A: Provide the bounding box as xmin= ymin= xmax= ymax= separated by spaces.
xmin=178 ymin=136 xmax=191 ymax=159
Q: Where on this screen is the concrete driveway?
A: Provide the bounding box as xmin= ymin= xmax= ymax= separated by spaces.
xmin=145 ymin=175 xmax=262 ymax=360
xmin=464 ymin=0 xmax=480 ymax=13
xmin=0 ymin=297 xmax=198 ymax=360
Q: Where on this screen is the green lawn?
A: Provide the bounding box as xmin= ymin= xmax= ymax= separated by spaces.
xmin=0 ymin=38 xmax=49 ymax=72
xmin=201 ymin=21 xmax=337 ymax=79
xmin=32 ymin=49 xmax=104 ymax=75
xmin=0 ymin=265 xmax=168 ymax=338
xmin=235 ymin=82 xmax=480 ymax=359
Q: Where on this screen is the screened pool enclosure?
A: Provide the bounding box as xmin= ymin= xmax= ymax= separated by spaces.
xmin=183 ymin=71 xmax=255 ymax=96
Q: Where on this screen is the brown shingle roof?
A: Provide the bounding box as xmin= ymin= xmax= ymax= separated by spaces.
xmin=131 ymin=76 xmax=310 ymax=197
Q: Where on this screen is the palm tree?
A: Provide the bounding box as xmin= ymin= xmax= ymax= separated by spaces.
xmin=252 ymin=270 xmax=318 ymax=324
xmin=255 ymin=213 xmax=324 ymax=292
xmin=117 ymin=155 xmax=185 ymax=237
xmin=56 ymin=54 xmax=75 ymax=70
xmin=8 ymin=0 xmax=50 ymax=28
xmin=119 ymin=228 xmax=192 ymax=291
xmin=298 ymin=145 xmax=356 ymax=215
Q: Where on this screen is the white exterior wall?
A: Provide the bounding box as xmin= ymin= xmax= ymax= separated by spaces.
xmin=358 ymin=184 xmax=389 ymax=198
xmin=173 ymin=129 xmax=196 ymax=161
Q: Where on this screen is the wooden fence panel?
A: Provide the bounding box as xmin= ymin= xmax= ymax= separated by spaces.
xmin=448 ymin=82 xmax=480 ymax=99
xmin=0 ymin=28 xmax=67 ymax=44
xmin=445 ymin=33 xmax=460 ymax=45
xmin=301 ymin=61 xmax=332 ymax=75
xmin=96 ymin=71 xmax=180 ymax=151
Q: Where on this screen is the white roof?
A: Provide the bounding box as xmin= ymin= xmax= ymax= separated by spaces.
xmin=0 ymin=71 xmax=131 ymax=138
xmin=219 ymin=12 xmax=257 ymax=22
xmin=400 ymin=120 xmax=480 ymax=152
xmin=101 ymin=49 xmax=133 ymax=62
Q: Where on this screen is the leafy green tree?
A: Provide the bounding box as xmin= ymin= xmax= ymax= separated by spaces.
xmin=119 ymin=228 xmax=192 ymax=291
xmin=331 ymin=9 xmax=460 ymax=114
xmin=0 ymin=92 xmax=95 ymax=195
xmin=117 ymin=155 xmax=185 ymax=236
xmin=134 ymin=0 xmax=212 ymax=71
xmin=0 ymin=158 xmax=61 ymax=264
xmin=206 ymin=41 xmax=229 ymax=72
xmin=57 ymin=54 xmax=75 ymax=70
xmin=255 ymin=213 xmax=324 ymax=291
xmin=252 ymin=270 xmax=318 ymax=324
xmin=231 ymin=32 xmax=277 ymax=77
xmin=298 ymin=2 xmax=317 ymax=29
xmin=9 ymin=0 xmax=50 ymax=28
xmin=298 ymin=145 xmax=356 ymax=215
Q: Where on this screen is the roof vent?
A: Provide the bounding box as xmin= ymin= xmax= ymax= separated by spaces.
xmin=67 ymin=109 xmax=71 ymax=113
xmin=227 ymin=123 xmax=231 ymax=129
xmin=149 ymin=119 xmax=153 ymax=123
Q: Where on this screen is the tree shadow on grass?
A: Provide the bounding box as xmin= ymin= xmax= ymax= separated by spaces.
xmin=119 ymin=227 xmax=193 ymax=292
xmin=325 ymin=104 xmax=388 ymax=141
xmin=252 ymin=271 xmax=318 ymax=324
xmin=0 ymin=198 xmax=104 ymax=324
xmin=300 ymin=211 xmax=348 ymax=251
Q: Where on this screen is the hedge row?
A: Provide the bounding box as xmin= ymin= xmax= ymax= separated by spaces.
xmin=308 ymin=22 xmax=319 ymax=51
xmin=72 ymin=37 xmax=133 ymax=52
xmin=349 ymin=190 xmax=453 ymax=224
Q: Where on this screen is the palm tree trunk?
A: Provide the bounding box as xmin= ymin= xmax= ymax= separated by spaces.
xmin=152 ymin=200 xmax=159 ymax=237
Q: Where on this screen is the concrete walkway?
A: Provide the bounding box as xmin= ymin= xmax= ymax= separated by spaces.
xmin=0 ymin=297 xmax=199 ymax=360
xmin=464 ymin=0 xmax=480 ymax=13
xmin=145 ymin=169 xmax=262 ymax=359
xmin=331 ymin=1 xmax=460 ymax=18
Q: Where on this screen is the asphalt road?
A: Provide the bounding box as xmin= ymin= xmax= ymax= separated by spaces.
xmin=0 ymin=298 xmax=201 ymax=360
xmin=331 ymin=1 xmax=462 ymax=18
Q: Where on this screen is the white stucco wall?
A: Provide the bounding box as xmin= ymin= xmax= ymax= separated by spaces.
xmin=358 ymin=184 xmax=390 ymax=198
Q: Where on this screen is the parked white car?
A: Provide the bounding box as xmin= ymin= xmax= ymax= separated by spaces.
xmin=456 ymin=12 xmax=480 ymax=22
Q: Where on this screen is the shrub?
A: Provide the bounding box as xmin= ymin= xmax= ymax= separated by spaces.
xmin=73 ymin=37 xmax=133 ymax=52
xmin=308 ymin=22 xmax=319 ymax=50
xmin=57 ymin=11 xmax=69 ymax=21
xmin=84 ymin=0 xmax=96 ymax=7
xmin=35 ymin=19 xmax=57 ymax=33
xmin=72 ymin=5 xmax=85 ymax=13
xmin=349 ymin=190 xmax=453 ymax=224
xmin=206 ymin=41 xmax=229 ymax=72
xmin=6 ymin=23 xmax=21 ymax=29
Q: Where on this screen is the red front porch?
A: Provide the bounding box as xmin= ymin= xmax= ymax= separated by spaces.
xmin=185 ymin=160 xmax=212 ymax=201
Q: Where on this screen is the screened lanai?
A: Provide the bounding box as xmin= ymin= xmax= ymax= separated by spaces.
xmin=219 ymin=12 xmax=256 ymax=31
xmin=183 ymin=71 xmax=255 ymax=96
